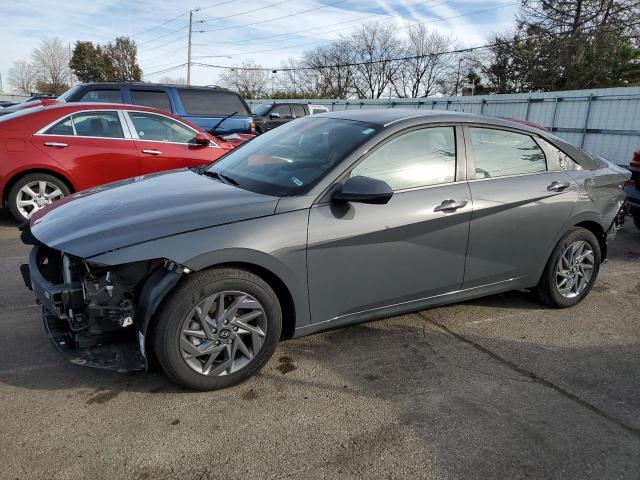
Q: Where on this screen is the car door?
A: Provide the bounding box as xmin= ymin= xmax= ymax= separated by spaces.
xmin=307 ymin=125 xmax=471 ymax=324
xmin=462 ymin=125 xmax=578 ymax=289
xmin=124 ymin=110 xmax=222 ymax=174
xmin=265 ymin=104 xmax=292 ymax=131
xmin=32 ymin=110 xmax=140 ymax=190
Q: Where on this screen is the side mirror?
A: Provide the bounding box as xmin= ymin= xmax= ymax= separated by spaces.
xmin=269 ymin=112 xmax=281 ymax=119
xmin=194 ymin=132 xmax=211 ymax=146
xmin=332 ymin=176 xmax=393 ymax=205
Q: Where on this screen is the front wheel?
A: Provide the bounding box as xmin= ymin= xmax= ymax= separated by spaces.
xmin=536 ymin=227 xmax=601 ymax=308
xmin=152 ymin=268 xmax=282 ymax=391
xmin=8 ymin=173 xmax=70 ymax=222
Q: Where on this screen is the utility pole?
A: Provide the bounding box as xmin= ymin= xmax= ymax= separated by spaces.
xmin=187 ymin=10 xmax=193 ymax=86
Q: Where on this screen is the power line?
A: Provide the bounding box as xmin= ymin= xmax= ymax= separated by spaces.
xmin=193 ymin=3 xmax=516 ymax=58
xmin=192 ymin=0 xmax=447 ymax=47
xmin=196 ymin=0 xmax=296 ymax=24
xmin=138 ymin=24 xmax=188 ymax=47
xmin=196 ymin=0 xmax=241 ymax=12
xmin=197 ymin=0 xmax=349 ymax=33
xmin=145 ymin=63 xmax=188 ymax=77
xmin=131 ymin=12 xmax=188 ymax=37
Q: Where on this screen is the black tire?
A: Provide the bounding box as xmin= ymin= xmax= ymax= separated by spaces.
xmin=536 ymin=227 xmax=601 ymax=308
xmin=8 ymin=173 xmax=70 ymax=222
xmin=633 ymin=213 xmax=640 ymax=231
xmin=152 ymin=267 xmax=282 ymax=391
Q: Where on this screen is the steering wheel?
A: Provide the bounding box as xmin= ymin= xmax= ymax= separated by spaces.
xmin=475 ymin=167 xmax=491 ymax=179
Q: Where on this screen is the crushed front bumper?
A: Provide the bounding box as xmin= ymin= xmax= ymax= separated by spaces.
xmin=22 ymin=246 xmax=145 ymax=373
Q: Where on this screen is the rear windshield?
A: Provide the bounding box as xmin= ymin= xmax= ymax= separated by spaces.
xmin=177 ymin=88 xmax=250 ymax=116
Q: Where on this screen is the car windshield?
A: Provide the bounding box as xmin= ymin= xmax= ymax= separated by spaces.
xmin=206 ymin=117 xmax=379 ymax=197
xmin=251 ymin=103 xmax=272 ymax=116
xmin=57 ymin=85 xmax=82 ymax=102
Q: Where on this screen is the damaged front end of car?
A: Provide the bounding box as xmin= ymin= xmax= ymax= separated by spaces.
xmin=19 ymin=225 xmax=184 ymax=373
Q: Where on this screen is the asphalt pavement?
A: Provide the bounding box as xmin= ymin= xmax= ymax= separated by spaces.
xmin=1 ymin=209 xmax=639 ymax=480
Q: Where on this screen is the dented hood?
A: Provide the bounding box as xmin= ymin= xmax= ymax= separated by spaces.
xmin=28 ymin=169 xmax=279 ymax=258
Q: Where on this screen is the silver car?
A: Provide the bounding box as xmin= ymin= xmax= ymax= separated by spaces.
xmin=21 ymin=110 xmax=630 ymax=390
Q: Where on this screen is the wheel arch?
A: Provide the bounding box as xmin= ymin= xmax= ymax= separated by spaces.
xmin=2 ymin=168 xmax=76 ymax=206
xmin=574 ymin=220 xmax=607 ymax=260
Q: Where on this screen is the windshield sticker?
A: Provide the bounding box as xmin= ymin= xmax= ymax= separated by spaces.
xmin=291 ymin=177 xmax=304 ymax=186
xmin=362 ymin=128 xmax=375 ymax=135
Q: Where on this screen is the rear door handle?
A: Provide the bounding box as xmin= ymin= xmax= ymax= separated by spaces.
xmin=547 ymin=181 xmax=570 ymax=192
xmin=142 ymin=149 xmax=162 ymax=155
xmin=434 ymin=199 xmax=468 ymax=213
xmin=43 ymin=142 xmax=68 ymax=148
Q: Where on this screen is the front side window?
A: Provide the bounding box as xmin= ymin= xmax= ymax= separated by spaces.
xmin=128 ymin=112 xmax=196 ymax=143
xmin=470 ymin=128 xmax=546 ymax=178
xmin=130 ymin=90 xmax=172 ymax=112
xmin=71 ymin=111 xmax=124 ymax=138
xmin=79 ymin=89 xmax=123 ymax=103
xmin=351 ymin=127 xmax=456 ymax=191
xmin=271 ymin=105 xmax=292 ymax=118
xmin=207 ymin=117 xmax=379 ymax=197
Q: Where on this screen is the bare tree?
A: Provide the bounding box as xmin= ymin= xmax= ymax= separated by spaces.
xmin=393 ymin=24 xmax=455 ymax=98
xmin=31 ymin=37 xmax=71 ymax=94
xmin=303 ymin=38 xmax=356 ymax=98
xmin=277 ymin=58 xmax=324 ymax=97
xmin=350 ymin=23 xmax=403 ymax=98
xmin=218 ymin=61 xmax=270 ymax=98
xmin=8 ymin=60 xmax=38 ymax=94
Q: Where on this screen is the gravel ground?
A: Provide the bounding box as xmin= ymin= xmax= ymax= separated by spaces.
xmin=1 ymin=209 xmax=639 ymax=480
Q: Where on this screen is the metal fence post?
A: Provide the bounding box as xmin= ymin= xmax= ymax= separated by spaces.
xmin=480 ymin=99 xmax=486 ymax=115
xmin=524 ymin=97 xmax=531 ymax=120
xmin=580 ymin=94 xmax=594 ymax=148
xmin=550 ymin=96 xmax=559 ymax=132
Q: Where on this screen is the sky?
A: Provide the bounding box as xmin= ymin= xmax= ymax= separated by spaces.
xmin=0 ymin=0 xmax=517 ymax=93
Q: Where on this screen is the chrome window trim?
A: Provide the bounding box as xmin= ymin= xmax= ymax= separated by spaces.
xmin=467 ymin=170 xmax=554 ymax=183
xmin=123 ymin=110 xmax=221 ymax=148
xmin=34 ymin=109 xmax=132 ymax=140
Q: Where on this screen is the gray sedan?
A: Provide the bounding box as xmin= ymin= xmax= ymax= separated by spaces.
xmin=21 ymin=110 xmax=630 ymax=390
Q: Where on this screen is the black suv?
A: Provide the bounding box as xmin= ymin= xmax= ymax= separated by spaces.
xmin=251 ymin=102 xmax=309 ymax=133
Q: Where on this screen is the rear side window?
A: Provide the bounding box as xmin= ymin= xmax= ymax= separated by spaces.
xmin=292 ymin=105 xmax=306 ymax=117
xmin=352 ymin=127 xmax=456 ymax=190
xmin=470 ymin=128 xmax=546 ymax=178
xmin=79 ymin=89 xmax=123 ymax=103
xmin=177 ymin=88 xmax=250 ymax=116
xmin=72 ymin=111 xmax=124 ymax=138
xmin=45 ymin=117 xmax=74 ymax=136
xmin=130 ymin=90 xmax=172 ymax=112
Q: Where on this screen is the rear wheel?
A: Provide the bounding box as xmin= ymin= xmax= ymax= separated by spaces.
xmin=8 ymin=173 xmax=69 ymax=222
xmin=152 ymin=267 xmax=282 ymax=391
xmin=536 ymin=227 xmax=601 ymax=308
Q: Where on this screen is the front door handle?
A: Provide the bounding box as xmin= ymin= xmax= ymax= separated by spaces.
xmin=434 ymin=199 xmax=468 ymax=213
xmin=43 ymin=142 xmax=68 ymax=148
xmin=142 ymin=149 xmax=162 ymax=155
xmin=547 ymin=181 xmax=570 ymax=192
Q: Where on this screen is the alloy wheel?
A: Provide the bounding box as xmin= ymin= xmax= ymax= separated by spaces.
xmin=16 ymin=180 xmax=64 ymax=219
xmin=555 ymin=240 xmax=595 ymax=298
xmin=179 ymin=291 xmax=267 ymax=376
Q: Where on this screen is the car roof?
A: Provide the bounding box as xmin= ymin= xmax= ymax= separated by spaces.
xmin=74 ymin=82 xmax=233 ymax=92
xmin=314 ymin=108 xmax=548 ymax=135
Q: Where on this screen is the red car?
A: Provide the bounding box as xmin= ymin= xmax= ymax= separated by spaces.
xmin=0 ymin=103 xmax=236 ymax=221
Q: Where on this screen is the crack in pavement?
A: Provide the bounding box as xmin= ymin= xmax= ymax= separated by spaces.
xmin=416 ymin=311 xmax=640 ymax=441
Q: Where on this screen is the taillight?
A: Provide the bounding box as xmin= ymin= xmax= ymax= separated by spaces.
xmin=250 ymin=122 xmax=256 ymax=135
